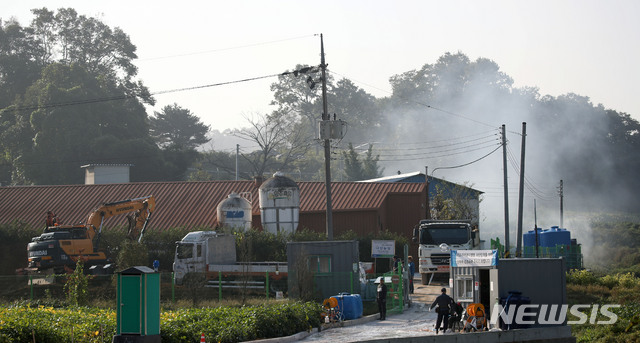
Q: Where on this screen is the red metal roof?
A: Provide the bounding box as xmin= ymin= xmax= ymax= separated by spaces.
xmin=0 ymin=181 xmax=425 ymax=231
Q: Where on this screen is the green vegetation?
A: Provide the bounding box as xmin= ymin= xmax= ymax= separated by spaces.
xmin=0 ymin=301 xmax=321 ymax=343
xmin=567 ymin=270 xmax=640 ymax=342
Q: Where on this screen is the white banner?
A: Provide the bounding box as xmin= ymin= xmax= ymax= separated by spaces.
xmin=451 ymin=250 xmax=498 ymax=267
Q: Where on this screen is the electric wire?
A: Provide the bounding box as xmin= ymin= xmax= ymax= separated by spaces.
xmin=430 ymin=143 xmax=504 ymax=174
xmin=505 ymin=145 xmax=557 ymax=201
xmin=1 ymin=65 xmax=320 ymax=113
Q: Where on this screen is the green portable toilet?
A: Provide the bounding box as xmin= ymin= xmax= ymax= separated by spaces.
xmin=113 ymin=266 xmax=161 ymax=343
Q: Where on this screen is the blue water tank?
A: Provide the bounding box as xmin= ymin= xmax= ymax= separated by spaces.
xmin=523 ymin=228 xmax=544 ymax=247
xmin=333 ymin=293 xmax=363 ymax=320
xmin=540 ymin=226 xmax=571 ymax=247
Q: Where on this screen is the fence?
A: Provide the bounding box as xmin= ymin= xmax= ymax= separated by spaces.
xmin=522 ymin=244 xmax=583 ymax=269
xmin=0 ymin=272 xmax=286 ymax=305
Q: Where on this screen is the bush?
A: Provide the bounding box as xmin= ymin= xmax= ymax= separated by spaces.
xmin=567 ymin=269 xmax=599 ymax=285
xmin=0 ymin=302 xmax=322 ymax=343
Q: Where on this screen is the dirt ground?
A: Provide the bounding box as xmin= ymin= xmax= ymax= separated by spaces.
xmin=410 ymin=273 xmax=451 ymax=307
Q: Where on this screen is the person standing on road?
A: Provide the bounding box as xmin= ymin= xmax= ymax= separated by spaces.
xmin=429 ymin=287 xmax=455 ymax=334
xmin=407 ymin=256 xmax=415 ymax=294
xmin=377 ymin=277 xmax=388 ymax=320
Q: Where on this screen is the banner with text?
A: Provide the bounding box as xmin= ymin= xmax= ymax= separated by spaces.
xmin=450 ymin=250 xmax=498 ymax=267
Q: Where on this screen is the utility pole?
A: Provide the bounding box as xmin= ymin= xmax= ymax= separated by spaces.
xmin=559 ymin=180 xmax=564 ymax=228
xmin=320 ymin=34 xmax=334 ymax=240
xmin=516 ymin=122 xmax=527 ymax=257
xmin=502 ymin=125 xmax=510 ymax=257
xmin=425 ymin=166 xmax=430 ymax=219
xmin=235 ymin=144 xmax=239 ymax=181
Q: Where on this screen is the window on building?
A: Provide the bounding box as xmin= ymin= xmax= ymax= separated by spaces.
xmin=308 ymin=255 xmax=331 ymax=273
xmin=455 ymin=275 xmax=474 ymax=301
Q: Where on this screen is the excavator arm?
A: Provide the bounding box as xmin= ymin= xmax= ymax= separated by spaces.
xmin=85 ymin=196 xmax=156 ymax=242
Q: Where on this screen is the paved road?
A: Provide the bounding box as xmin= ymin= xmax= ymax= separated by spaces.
xmin=298 ymin=281 xmax=453 ymax=342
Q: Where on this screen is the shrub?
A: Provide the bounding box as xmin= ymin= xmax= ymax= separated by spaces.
xmin=64 ymin=260 xmax=89 ymax=306
xmin=567 ymin=269 xmax=598 ymax=285
xmin=0 ymin=301 xmax=322 ymax=343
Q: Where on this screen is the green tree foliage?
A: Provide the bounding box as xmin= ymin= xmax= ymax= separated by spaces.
xmin=430 ymin=182 xmax=480 ymax=224
xmin=0 ymin=8 xmax=203 ymax=185
xmin=116 ymin=240 xmax=149 ymax=272
xmin=1 ymin=63 xmax=157 ymax=184
xmin=270 ymin=64 xmax=327 ymax=142
xmin=341 ymin=143 xmax=383 ymax=181
xmin=64 ymin=259 xmax=89 ymax=306
xmin=150 ymin=103 xmax=210 ymax=150
xmin=328 ymin=79 xmax=382 ymax=144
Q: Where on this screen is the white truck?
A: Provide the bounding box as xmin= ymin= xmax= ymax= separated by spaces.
xmin=173 ymin=231 xmax=287 ymax=291
xmin=412 ymin=220 xmax=481 ymax=284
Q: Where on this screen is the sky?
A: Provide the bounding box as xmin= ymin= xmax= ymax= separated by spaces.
xmin=4 ymin=0 xmax=639 ymax=134
xmin=4 ymin=1 xmax=640 ymax=239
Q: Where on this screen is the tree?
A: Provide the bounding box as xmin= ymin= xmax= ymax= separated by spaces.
xmin=430 ymin=182 xmax=480 ymax=224
xmin=0 ymin=8 xmax=192 ymax=185
xmin=1 ymin=63 xmax=156 ymax=184
xmin=233 ymin=113 xmax=310 ymax=178
xmin=341 ymin=143 xmax=383 ymax=181
xmin=328 ymin=78 xmax=382 ymax=145
xmin=25 ymin=8 xmax=151 ymax=103
xmin=149 ymin=103 xmax=210 ymax=150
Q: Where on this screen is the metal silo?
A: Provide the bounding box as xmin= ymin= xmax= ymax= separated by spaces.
xmin=259 ymin=172 xmax=300 ymax=234
xmin=217 ymin=192 xmax=253 ymax=231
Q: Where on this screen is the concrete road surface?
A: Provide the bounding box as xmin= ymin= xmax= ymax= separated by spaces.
xmin=298 ymin=279 xmax=452 ymax=342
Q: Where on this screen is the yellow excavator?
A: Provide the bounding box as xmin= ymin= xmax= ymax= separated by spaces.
xmin=26 ymin=196 xmax=156 ymax=274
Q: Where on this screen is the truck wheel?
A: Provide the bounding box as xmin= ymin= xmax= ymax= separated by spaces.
xmin=421 ymin=273 xmax=429 ymax=285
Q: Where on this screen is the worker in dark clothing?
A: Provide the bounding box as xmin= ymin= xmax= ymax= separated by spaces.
xmin=430 ymin=287 xmax=455 ymax=334
xmin=377 ymin=277 xmax=388 ymax=320
xmin=407 ymin=256 xmax=415 ymax=294
xmin=45 ymin=211 xmax=59 ymax=229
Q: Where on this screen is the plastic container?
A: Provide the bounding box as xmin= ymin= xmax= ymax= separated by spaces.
xmin=333 ymin=293 xmax=363 ymax=320
xmin=499 ymin=291 xmax=531 ymax=330
xmin=523 ymin=228 xmax=543 ymax=247
xmin=540 ymin=226 xmax=571 ymax=247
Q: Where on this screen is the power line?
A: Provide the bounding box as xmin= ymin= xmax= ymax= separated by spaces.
xmin=430 ymin=143 xmax=504 ymax=174
xmin=2 ymin=65 xmax=320 ymax=114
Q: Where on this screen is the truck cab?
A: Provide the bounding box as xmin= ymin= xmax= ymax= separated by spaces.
xmin=173 ymin=231 xmax=236 ymax=285
xmin=413 ymin=220 xmax=480 ymax=284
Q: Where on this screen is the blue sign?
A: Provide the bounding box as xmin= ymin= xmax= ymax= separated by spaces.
xmin=226 ymin=210 xmax=245 ymax=219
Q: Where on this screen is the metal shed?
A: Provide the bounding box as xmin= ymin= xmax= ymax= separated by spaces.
xmin=286 ymin=240 xmax=360 ymax=300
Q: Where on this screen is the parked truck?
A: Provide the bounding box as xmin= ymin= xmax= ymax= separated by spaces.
xmin=173 ymin=231 xmax=287 ymax=292
xmin=412 ymin=219 xmax=481 ymax=285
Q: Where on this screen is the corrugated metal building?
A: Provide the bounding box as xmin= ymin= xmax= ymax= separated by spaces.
xmin=287 ymin=240 xmax=360 ymax=299
xmin=0 ymin=180 xmax=426 ymax=241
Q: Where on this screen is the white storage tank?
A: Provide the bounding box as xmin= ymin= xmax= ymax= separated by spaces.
xmin=217 ymin=192 xmax=252 ymax=231
xmin=259 ymin=172 xmax=300 ymax=234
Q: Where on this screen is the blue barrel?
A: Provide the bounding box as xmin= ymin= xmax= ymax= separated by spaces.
xmin=540 ymin=226 xmax=571 ymax=247
xmin=333 ymin=293 xmax=363 ymax=320
xmin=523 ymin=228 xmax=543 ymax=247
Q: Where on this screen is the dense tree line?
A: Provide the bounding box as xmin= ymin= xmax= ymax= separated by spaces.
xmin=0 ymin=8 xmax=208 ymax=185
xmin=3 ymin=8 xmax=640 ymax=213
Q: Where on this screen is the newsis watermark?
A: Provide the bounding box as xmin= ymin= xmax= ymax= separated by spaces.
xmin=490 ymin=304 xmax=621 ymax=326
